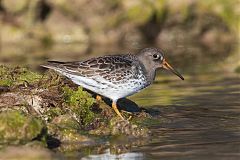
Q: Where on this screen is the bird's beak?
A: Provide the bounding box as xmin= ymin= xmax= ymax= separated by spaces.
xmin=162 ymin=59 xmax=184 ymax=80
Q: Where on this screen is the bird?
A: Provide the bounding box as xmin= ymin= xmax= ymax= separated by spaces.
xmin=41 ymin=47 xmax=184 ymax=120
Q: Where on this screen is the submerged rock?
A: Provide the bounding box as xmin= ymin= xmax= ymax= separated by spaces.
xmin=89 ymin=117 xmax=150 ymax=138
xmin=110 ymin=118 xmax=149 ymax=138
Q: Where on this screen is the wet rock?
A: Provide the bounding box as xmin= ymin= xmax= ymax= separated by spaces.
xmin=47 ymin=114 xmax=80 ymax=136
xmin=0 ymin=146 xmax=60 ymax=160
xmin=108 ymin=135 xmax=149 ymax=155
xmin=89 ymin=125 xmax=111 ymax=136
xmin=47 ymin=114 xmax=94 ymax=146
xmin=0 ymin=66 xmax=151 ymax=152
xmin=58 ymin=129 xmax=91 ymax=143
xmin=25 ymin=140 xmax=47 ymax=148
xmin=110 ymin=118 xmax=149 ymax=138
xmin=0 ymin=111 xmax=44 ymax=144
xmin=47 ymin=115 xmax=94 ymax=152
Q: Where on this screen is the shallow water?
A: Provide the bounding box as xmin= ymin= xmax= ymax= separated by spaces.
xmin=1 ymin=42 xmax=239 ymax=159
xmin=67 ymin=73 xmax=240 ymax=160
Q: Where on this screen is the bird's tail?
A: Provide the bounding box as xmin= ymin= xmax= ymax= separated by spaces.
xmin=40 ymin=61 xmax=65 ymax=70
xmin=40 ymin=61 xmax=64 ymax=69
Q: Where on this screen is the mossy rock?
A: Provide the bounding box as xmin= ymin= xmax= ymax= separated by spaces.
xmin=47 ymin=114 xmax=93 ymax=145
xmin=48 ymin=114 xmax=80 ymax=133
xmin=57 ymin=129 xmax=91 ymax=143
xmin=63 ymin=86 xmax=96 ymax=126
xmin=0 ymin=65 xmax=151 ymax=148
xmin=0 ymin=111 xmax=44 ymax=144
xmin=0 ymin=66 xmax=42 ymax=87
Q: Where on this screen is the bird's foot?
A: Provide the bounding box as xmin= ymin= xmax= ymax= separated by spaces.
xmin=122 ymin=110 xmax=133 ymax=121
xmin=112 ymin=102 xmax=125 ymax=120
xmin=127 ymin=115 xmax=132 ymax=121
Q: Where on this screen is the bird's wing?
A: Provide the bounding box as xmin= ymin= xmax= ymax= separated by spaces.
xmin=41 ymin=55 xmax=140 ymax=84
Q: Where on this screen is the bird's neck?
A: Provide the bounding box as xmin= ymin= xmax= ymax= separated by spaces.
xmin=137 ymin=62 xmax=157 ymax=84
xmin=146 ymin=68 xmax=157 ymax=83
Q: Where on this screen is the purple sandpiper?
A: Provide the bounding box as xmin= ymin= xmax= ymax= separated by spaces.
xmin=41 ymin=48 xmax=184 ymax=119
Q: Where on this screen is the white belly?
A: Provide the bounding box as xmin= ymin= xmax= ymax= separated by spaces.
xmin=63 ymin=73 xmax=147 ymax=102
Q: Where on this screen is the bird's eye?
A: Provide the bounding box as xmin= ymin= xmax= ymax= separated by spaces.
xmin=153 ymin=54 xmax=160 ymax=60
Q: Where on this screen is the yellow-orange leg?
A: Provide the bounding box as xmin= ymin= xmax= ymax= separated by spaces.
xmin=112 ymin=102 xmax=124 ymax=120
xmin=96 ymin=95 xmax=102 ymax=101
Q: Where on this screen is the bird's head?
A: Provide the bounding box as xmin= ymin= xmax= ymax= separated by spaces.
xmin=137 ymin=48 xmax=184 ymax=80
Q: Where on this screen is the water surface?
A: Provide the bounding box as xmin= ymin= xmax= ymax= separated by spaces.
xmin=76 ymin=73 xmax=240 ymax=160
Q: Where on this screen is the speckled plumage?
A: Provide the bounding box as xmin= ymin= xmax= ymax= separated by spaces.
xmin=42 ymin=54 xmax=149 ymax=101
xmin=42 ymin=48 xmax=184 ymax=119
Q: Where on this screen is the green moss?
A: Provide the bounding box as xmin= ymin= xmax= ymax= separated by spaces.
xmin=0 ymin=111 xmax=44 ymax=144
xmin=0 ymin=66 xmax=13 ymax=86
xmin=45 ymin=107 xmax=64 ymax=122
xmin=0 ymin=66 xmax=42 ymax=87
xmin=125 ymin=1 xmax=154 ymax=24
xmin=63 ymin=86 xmax=95 ymax=126
xmin=235 ymin=66 xmax=240 ymax=74
xmin=18 ymin=68 xmax=42 ymax=83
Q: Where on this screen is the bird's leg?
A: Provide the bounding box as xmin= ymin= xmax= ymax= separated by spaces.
xmin=96 ymin=95 xmax=102 ymax=101
xmin=112 ymin=102 xmax=124 ymax=120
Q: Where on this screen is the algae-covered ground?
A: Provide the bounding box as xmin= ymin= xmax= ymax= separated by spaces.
xmin=0 ymin=65 xmax=150 ymax=158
